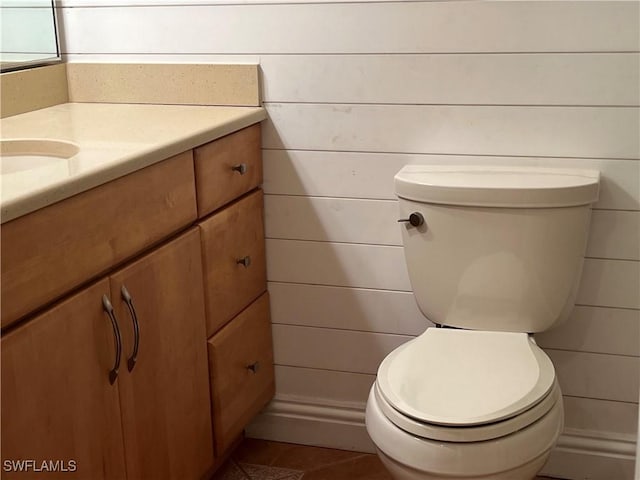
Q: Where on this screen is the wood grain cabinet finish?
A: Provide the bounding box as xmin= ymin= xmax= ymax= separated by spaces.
xmin=1 ymin=229 xmax=214 ymax=480
xmin=194 ymin=124 xmax=262 ymax=218
xmin=199 ymin=189 xmax=267 ymax=336
xmin=108 ymin=228 xmax=214 ymax=480
xmin=1 ymin=279 xmax=127 ymax=480
xmin=0 ymin=151 xmax=197 ymax=329
xmin=207 ymin=293 xmax=275 ymax=453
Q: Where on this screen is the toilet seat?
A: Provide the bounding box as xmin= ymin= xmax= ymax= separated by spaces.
xmin=374 ymin=378 xmax=560 ymax=442
xmin=376 ymin=328 xmax=556 ymax=439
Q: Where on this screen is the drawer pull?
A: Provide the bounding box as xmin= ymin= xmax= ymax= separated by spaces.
xmin=247 ymin=361 xmax=260 ymax=373
xmin=231 ymin=163 xmax=247 ymax=175
xmin=237 ymin=255 xmax=252 ymax=268
xmin=102 ymin=295 xmax=122 ymax=385
xmin=121 ymin=285 xmax=140 ymax=372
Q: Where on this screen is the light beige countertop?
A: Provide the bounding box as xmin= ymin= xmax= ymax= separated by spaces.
xmin=0 ymin=102 xmax=266 ymax=223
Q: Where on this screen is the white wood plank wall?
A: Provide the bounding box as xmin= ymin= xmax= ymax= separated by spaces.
xmin=60 ymin=1 xmax=640 ymax=477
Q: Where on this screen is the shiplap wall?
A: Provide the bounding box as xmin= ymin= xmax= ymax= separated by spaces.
xmin=59 ymin=1 xmax=640 ymax=478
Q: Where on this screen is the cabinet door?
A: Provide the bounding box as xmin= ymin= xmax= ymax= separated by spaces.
xmin=109 ymin=228 xmax=213 ymax=480
xmin=1 ymin=279 xmax=126 ymax=480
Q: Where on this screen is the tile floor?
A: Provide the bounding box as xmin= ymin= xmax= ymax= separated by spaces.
xmin=212 ymin=438 xmax=557 ymax=480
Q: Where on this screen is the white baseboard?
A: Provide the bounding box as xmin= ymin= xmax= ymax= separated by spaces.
xmin=246 ymin=396 xmax=375 ymax=453
xmin=246 ymin=396 xmax=637 ymax=480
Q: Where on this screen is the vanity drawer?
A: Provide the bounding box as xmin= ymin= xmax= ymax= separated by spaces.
xmin=199 ymin=189 xmax=266 ymax=336
xmin=1 ymin=152 xmax=197 ymax=328
xmin=207 ymin=293 xmax=274 ymax=453
xmin=194 ymin=123 xmax=262 ymax=218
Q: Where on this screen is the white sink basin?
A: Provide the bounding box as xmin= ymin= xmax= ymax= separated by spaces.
xmin=0 ymin=139 xmax=79 ymax=174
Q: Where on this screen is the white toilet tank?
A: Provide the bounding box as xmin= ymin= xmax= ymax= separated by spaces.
xmin=395 ymin=165 xmax=600 ymax=333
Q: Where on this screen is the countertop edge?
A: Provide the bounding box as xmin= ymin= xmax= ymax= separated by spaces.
xmin=1 ymin=107 xmax=267 ymax=224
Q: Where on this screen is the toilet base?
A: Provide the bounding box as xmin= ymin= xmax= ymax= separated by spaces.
xmin=366 ymin=384 xmax=563 ymax=479
xmin=376 ymin=447 xmax=551 ymax=480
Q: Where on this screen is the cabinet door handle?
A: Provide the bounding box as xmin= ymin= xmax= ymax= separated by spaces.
xmin=102 ymin=295 xmax=122 ymax=385
xmin=231 ymin=163 xmax=247 ymax=175
xmin=120 ymin=285 xmax=140 ymax=372
xmin=237 ymin=255 xmax=251 ymax=268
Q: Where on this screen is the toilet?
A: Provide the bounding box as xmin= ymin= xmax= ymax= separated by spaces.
xmin=365 ymin=165 xmax=600 ymax=480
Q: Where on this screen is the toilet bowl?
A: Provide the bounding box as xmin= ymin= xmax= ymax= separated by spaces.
xmin=365 ymin=165 xmax=600 ymax=479
xmin=366 ymin=328 xmax=564 ymax=479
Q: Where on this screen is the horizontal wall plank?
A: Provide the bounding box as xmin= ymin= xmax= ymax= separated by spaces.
xmin=563 ymin=396 xmax=639 ymax=436
xmin=266 ymin=239 xmax=411 ymax=291
xmin=60 ymin=2 xmax=640 ymax=54
xmin=63 ymin=53 xmax=262 ymax=64
xmin=264 ymin=196 xmax=402 ymax=246
xmin=577 ymin=259 xmax=640 ymax=310
xmin=263 ymin=151 xmax=640 ymax=211
xmin=587 ymin=210 xmax=640 ymax=261
xmin=265 ymin=196 xmax=639 ymax=261
xmin=268 ymin=281 xmax=427 ymax=336
xmin=274 ymin=365 xmax=375 ymax=405
xmin=267 ymin=240 xmax=639 ymax=310
xmin=272 ymin=324 xmax=410 ymax=375
xmin=547 ymin=349 xmax=640 ymax=403
xmin=536 ymin=306 xmax=640 ymax=357
xmin=263 ymin=104 xmax=640 ymax=160
xmin=260 ymin=54 xmax=640 ymax=106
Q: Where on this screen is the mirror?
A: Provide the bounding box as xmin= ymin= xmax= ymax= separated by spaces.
xmin=0 ymin=0 xmax=60 ymax=72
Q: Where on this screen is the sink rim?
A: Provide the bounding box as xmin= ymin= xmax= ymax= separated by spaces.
xmin=0 ymin=139 xmax=79 ymax=159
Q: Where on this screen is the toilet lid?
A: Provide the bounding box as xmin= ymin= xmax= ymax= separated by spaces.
xmin=377 ymin=328 xmax=555 ymax=426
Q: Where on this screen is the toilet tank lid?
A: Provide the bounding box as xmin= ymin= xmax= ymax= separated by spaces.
xmin=395 ymin=165 xmax=600 ymax=208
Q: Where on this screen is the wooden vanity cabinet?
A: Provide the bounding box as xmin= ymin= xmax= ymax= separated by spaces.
xmin=1 ymin=121 xmax=273 ymax=477
xmin=1 ymin=229 xmax=213 ymax=480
